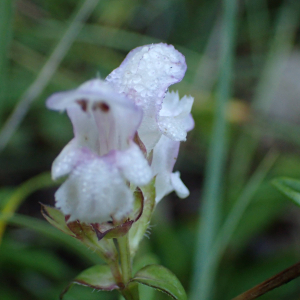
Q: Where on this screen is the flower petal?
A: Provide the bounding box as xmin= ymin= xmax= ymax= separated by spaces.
xmin=52 ymin=142 xmax=95 ymax=180
xmin=46 ymin=79 xmax=142 ymax=156
xmin=155 ymin=172 xmax=173 ymax=203
xmin=106 ymin=44 xmax=187 ymax=152
xmin=154 ymin=170 xmax=189 ymax=203
xmin=55 ymin=154 xmax=133 ymax=224
xmin=151 ymin=135 xmax=180 ymax=175
xmin=47 ymin=79 xmax=137 ymax=113
xmin=158 ymin=91 xmax=194 ymax=141
xmin=170 ymin=171 xmax=189 ymax=199
xmin=116 ymin=142 xmax=152 ymax=186
xmin=151 ymin=135 xmax=190 ymax=203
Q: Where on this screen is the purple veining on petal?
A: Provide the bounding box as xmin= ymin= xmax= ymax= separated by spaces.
xmin=47 ymin=79 xmax=140 ymax=114
xmin=47 ymin=79 xmax=143 ymax=157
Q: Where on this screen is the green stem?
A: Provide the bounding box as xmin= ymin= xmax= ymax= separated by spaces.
xmin=82 ymin=229 xmax=124 ymax=288
xmin=118 ymin=234 xmax=140 ymax=300
xmin=118 ymin=234 xmax=132 ymax=284
xmin=121 ymin=283 xmax=139 ymax=300
xmin=107 ymin=259 xmax=123 ymax=288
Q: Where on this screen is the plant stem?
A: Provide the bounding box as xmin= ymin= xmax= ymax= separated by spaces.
xmin=121 ymin=282 xmax=140 ymax=300
xmin=118 ymin=234 xmax=132 ymax=284
xmin=107 ymin=260 xmax=123 ymax=288
xmin=232 ymin=261 xmax=300 ymax=300
xmin=118 ymin=234 xmax=139 ymax=300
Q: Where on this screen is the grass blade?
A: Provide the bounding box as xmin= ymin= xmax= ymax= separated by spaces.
xmin=0 ymin=172 xmax=57 ymax=244
xmin=0 ymin=0 xmax=100 ymax=151
xmin=0 ymin=0 xmax=13 ymax=123
xmin=199 ymin=151 xmax=278 ymax=300
xmin=190 ymin=1 xmax=238 ymax=299
xmin=0 ymin=212 xmax=102 ymax=265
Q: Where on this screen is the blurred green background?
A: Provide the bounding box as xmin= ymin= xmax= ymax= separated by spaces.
xmin=1 ymin=0 xmax=300 ymax=299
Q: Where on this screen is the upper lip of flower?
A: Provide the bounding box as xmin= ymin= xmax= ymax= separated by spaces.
xmin=46 ymin=79 xmax=143 ymax=156
xmin=105 ymin=43 xmax=188 ymax=153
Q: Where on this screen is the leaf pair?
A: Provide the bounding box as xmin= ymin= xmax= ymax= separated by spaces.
xmin=61 ymin=264 xmax=187 ymax=300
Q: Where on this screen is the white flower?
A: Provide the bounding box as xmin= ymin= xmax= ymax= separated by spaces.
xmin=106 ymin=43 xmax=187 ymax=153
xmin=46 ymin=43 xmax=194 ymax=224
xmin=46 ymin=79 xmax=152 ymax=224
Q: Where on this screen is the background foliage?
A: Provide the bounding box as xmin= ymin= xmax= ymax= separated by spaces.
xmin=1 ymin=0 xmax=300 ymax=299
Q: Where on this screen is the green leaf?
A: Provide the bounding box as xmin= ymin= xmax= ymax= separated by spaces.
xmin=130 ymin=187 xmax=144 ymax=222
xmin=133 ymin=253 xmax=160 ymax=274
xmin=74 ymin=264 xmax=119 ymax=290
xmin=132 ymin=264 xmax=187 ymax=300
xmin=129 ymin=178 xmax=156 ymax=257
xmin=61 ymin=264 xmax=119 ymax=299
xmin=41 ymin=204 xmax=75 ymax=237
xmin=42 ymin=205 xmax=118 ymax=261
xmin=133 ymin=254 xmax=160 ymax=300
xmin=272 ymin=177 xmax=300 ymax=207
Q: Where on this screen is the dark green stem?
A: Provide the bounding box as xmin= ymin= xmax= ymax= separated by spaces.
xmin=117 ymin=234 xmax=140 ymax=300
xmin=121 ymin=283 xmax=139 ymax=300
xmin=107 ymin=260 xmax=123 ymax=288
xmin=118 ymin=234 xmax=132 ymax=284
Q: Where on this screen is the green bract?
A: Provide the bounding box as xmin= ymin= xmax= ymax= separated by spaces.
xmin=132 ymin=264 xmax=187 ymax=300
xmin=60 ymin=265 xmax=120 ymax=299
